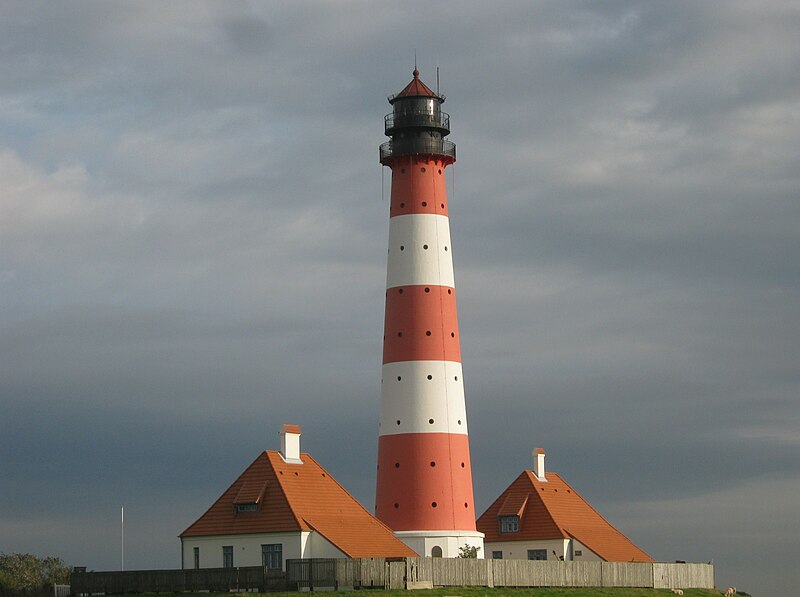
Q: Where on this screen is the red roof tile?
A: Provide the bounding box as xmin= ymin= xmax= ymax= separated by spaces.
xmin=233 ymin=479 xmax=267 ymax=504
xmin=477 ymin=470 xmax=653 ymax=562
xmin=390 ymin=69 xmax=441 ymax=103
xmin=282 ymin=423 xmax=302 ymax=434
xmin=181 ymin=450 xmax=416 ymax=559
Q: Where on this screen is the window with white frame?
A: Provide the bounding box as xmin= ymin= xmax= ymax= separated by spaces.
xmin=499 ymin=515 xmax=519 ymax=533
xmin=527 ymin=549 xmax=547 ymax=560
xmin=261 ymin=544 xmax=282 ymax=569
xmin=222 ymin=545 xmax=234 ymax=568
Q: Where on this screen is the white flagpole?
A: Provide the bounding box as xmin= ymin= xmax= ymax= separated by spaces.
xmin=121 ymin=506 xmax=124 ymax=571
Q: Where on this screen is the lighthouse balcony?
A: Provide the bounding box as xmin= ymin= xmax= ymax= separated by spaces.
xmin=385 ymin=110 xmax=450 ymax=135
xmin=380 ymin=138 xmax=456 ymax=163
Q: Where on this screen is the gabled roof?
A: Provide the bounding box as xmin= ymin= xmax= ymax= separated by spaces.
xmin=477 ymin=471 xmax=653 ymax=562
xmin=389 ymin=69 xmax=442 ymax=103
xmin=181 ymin=451 xmax=417 ymax=559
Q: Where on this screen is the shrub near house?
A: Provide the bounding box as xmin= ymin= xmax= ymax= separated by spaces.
xmin=0 ymin=553 xmax=70 ymax=597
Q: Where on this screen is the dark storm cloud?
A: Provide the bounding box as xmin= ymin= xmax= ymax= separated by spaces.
xmin=2 ymin=2 xmax=799 ymax=595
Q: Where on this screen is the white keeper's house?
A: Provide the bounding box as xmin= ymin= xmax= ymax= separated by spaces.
xmin=180 ymin=424 xmax=416 ymax=570
xmin=476 ymin=448 xmax=653 ymax=563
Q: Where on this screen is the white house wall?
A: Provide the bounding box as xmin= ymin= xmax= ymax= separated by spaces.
xmin=569 ymin=538 xmax=602 ymax=561
xmin=485 ymin=539 xmax=572 ymax=561
xmin=181 ymin=532 xmax=308 ymax=570
xmin=306 ymin=532 xmax=347 ymax=559
xmin=396 ymin=531 xmax=485 ymax=559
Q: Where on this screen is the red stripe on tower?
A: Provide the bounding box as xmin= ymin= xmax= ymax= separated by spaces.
xmin=376 ymin=69 xmax=484 ymax=558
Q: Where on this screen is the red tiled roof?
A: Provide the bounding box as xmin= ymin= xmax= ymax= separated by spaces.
xmin=181 ymin=451 xmax=417 ymax=559
xmin=390 ymin=69 xmax=440 ymax=103
xmin=233 ymin=479 xmax=267 ymax=504
xmin=477 ymin=471 xmax=653 ymax=562
xmin=282 ymin=423 xmax=302 ymax=434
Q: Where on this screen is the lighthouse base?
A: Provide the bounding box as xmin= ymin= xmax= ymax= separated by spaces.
xmin=393 ymin=530 xmax=485 ymax=559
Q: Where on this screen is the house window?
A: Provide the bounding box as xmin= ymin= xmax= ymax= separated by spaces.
xmin=222 ymin=546 xmax=234 ymax=568
xmin=431 ymin=546 xmax=443 ymax=557
xmin=262 ymin=544 xmax=282 ymax=570
xmin=527 ymin=549 xmax=547 ymax=560
xmin=575 ymin=550 xmax=583 ymax=557
xmin=499 ymin=515 xmax=519 ymax=533
xmin=193 ymin=547 xmax=199 ymax=569
xmin=492 ymin=551 xmax=503 ymax=559
xmin=235 ymin=502 xmax=258 ymax=512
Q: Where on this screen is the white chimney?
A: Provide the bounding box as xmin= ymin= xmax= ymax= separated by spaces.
xmin=280 ymin=423 xmax=303 ymax=464
xmin=533 ymin=447 xmax=547 ymax=481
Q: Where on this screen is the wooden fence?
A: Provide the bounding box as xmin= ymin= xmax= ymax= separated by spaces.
xmin=71 ymin=558 xmax=714 ymax=594
xmin=70 ymin=566 xmax=285 ymax=594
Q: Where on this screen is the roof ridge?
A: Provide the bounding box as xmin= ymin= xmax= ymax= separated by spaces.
xmin=302 ymin=516 xmax=354 ymax=558
xmin=482 ymin=470 xmax=529 ymax=513
xmin=524 ymin=471 xmax=567 ymax=538
xmin=547 ymin=472 xmax=642 ymax=544
xmin=300 ymin=453 xmax=400 ymax=537
xmin=180 ymin=451 xmax=268 ymax=537
xmin=536 ymin=471 xmax=652 ymax=561
xmin=267 ymin=450 xmax=309 ymax=531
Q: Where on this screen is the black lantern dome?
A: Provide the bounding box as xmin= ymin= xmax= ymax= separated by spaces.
xmin=379 ymin=69 xmax=455 ymax=165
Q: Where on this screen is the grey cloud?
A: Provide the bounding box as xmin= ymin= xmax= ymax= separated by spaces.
xmin=2 ymin=2 xmax=799 ymax=596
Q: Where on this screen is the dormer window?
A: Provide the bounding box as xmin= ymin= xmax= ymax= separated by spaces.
xmin=233 ymin=479 xmax=267 ymax=514
xmin=499 ymin=515 xmax=519 ymax=533
xmin=235 ymin=502 xmax=258 ymax=513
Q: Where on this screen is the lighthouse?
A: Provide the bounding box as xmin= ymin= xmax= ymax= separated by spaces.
xmin=376 ymin=69 xmax=484 ymax=558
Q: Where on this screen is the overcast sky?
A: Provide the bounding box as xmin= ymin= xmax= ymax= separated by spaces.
xmin=1 ymin=2 xmax=798 ymax=596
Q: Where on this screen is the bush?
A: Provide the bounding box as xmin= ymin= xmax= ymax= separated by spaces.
xmin=0 ymin=553 xmax=70 ymax=597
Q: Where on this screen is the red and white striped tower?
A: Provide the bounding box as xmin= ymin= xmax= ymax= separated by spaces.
xmin=376 ymin=69 xmax=484 ymax=558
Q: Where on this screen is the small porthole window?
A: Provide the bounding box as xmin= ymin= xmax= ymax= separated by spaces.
xmin=441 ymin=203 xmax=445 ymax=208
xmin=397 ymin=332 xmax=403 ymax=337
xmin=394 ymin=503 xmax=399 ymax=508
xmin=421 ymin=201 xmax=427 ymax=207
xmin=423 ymin=244 xmax=428 ymax=250
xmin=396 ymin=420 xmax=401 ymax=425
xmin=461 ymin=462 xmax=465 ymax=468
xmin=438 ymin=169 xmax=442 ymax=174
xmin=400 ymin=202 xmax=405 ymax=208
xmin=397 ymin=376 xmax=401 ymax=381
xmin=430 ymin=461 xmax=436 ymax=467
xmin=425 ymin=287 xmax=430 ymax=293
xmin=451 ymin=332 xmax=455 ymax=338
xmin=427 ymin=375 xmax=433 ymax=380
xmin=395 ymin=462 xmax=400 ymax=468
xmin=400 ymin=245 xmax=404 ymax=251
xmin=464 ymin=502 xmax=469 ymax=508
xmin=431 ymin=501 xmax=437 ymax=508
xmin=444 ymin=246 xmax=448 ymax=251
xmin=458 ymin=419 xmax=462 ymax=425
xmin=398 ymin=288 xmax=404 ymax=294
xmin=454 ymin=376 xmax=458 ymax=381
xmin=426 ymin=330 xmax=431 ymax=336
xmin=428 ymin=418 xmax=434 ymax=424
xmin=447 ymin=289 xmax=452 ymax=294
xmin=420 ymin=167 xmax=426 ymax=172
